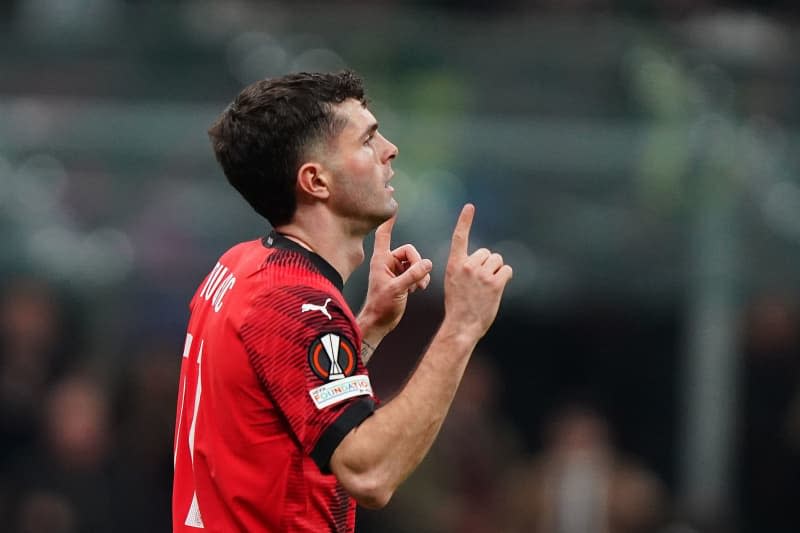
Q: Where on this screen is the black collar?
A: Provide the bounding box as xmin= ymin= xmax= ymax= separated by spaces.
xmin=262 ymin=231 xmax=344 ymax=291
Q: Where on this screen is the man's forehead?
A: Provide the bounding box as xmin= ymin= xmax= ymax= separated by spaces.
xmin=334 ymin=98 xmax=376 ymax=131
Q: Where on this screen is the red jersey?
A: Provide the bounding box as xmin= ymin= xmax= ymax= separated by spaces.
xmin=172 ymin=232 xmax=376 ymax=533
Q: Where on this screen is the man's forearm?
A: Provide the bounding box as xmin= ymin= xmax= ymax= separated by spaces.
xmin=330 ymin=320 xmax=478 ymax=507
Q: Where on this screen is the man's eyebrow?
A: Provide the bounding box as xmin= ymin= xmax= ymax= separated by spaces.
xmin=362 ymin=122 xmax=378 ymax=138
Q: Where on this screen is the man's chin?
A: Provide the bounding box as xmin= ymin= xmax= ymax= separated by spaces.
xmin=385 ymin=199 xmax=399 ymax=218
xmin=365 ymin=202 xmax=398 ymax=230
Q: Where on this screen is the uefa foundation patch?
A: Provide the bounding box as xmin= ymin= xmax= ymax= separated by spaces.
xmin=309 ymin=375 xmax=373 ymax=409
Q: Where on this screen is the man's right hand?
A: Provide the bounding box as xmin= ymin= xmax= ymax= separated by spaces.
xmin=443 ymin=203 xmax=513 ymax=340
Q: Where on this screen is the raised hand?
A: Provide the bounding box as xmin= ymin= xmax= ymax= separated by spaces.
xmin=444 ymin=204 xmax=512 ymax=340
xmin=357 ymin=214 xmax=433 ymax=350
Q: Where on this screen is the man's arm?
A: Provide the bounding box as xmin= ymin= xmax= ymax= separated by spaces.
xmin=331 ymin=204 xmax=513 ymax=508
xmin=356 ymin=214 xmax=432 ymax=364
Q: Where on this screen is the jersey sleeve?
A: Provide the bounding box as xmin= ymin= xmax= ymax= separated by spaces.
xmin=239 ymin=284 xmax=376 ymax=473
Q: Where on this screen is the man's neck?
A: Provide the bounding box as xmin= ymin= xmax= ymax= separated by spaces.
xmin=274 ymin=217 xmax=366 ymax=284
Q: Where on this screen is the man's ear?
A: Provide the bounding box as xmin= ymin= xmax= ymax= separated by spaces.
xmin=297 ymin=162 xmax=330 ymax=200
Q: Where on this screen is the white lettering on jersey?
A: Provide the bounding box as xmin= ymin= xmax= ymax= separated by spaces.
xmin=184 ymin=492 xmax=205 ymax=528
xmin=187 ymin=342 xmax=203 ymax=461
xmin=211 ymin=276 xmax=235 ymax=313
xmin=300 ymin=298 xmax=332 ymax=320
xmin=183 ymin=341 xmax=205 ymax=528
xmin=201 ymin=262 xmax=227 ymax=299
xmin=182 ymin=333 xmax=193 ymax=359
xmin=201 ymin=262 xmax=236 ymax=313
xmin=174 ymin=375 xmax=187 ymax=467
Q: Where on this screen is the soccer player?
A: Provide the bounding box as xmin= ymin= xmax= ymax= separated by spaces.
xmin=172 ymin=70 xmax=512 ymax=532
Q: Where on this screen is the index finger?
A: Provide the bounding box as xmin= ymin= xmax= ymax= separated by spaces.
xmin=449 ymin=203 xmax=475 ymax=258
xmin=374 ymin=214 xmax=397 ymax=251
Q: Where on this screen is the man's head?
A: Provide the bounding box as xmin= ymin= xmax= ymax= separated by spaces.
xmin=208 ymin=70 xmax=370 ymax=227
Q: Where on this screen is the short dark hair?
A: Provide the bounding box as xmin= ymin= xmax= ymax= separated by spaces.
xmin=208 ymin=70 xmax=367 ymax=226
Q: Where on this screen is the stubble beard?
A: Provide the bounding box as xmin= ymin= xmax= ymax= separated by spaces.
xmin=332 ymin=173 xmax=397 ymax=234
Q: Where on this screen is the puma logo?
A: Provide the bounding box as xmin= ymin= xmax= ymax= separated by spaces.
xmin=301 ymin=298 xmax=333 ymax=320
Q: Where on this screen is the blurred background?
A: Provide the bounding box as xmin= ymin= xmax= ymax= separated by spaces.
xmin=1 ymin=0 xmax=799 ymax=532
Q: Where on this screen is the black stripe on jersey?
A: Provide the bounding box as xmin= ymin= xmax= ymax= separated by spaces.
xmin=311 ymin=397 xmax=376 ymax=474
xmin=263 ymin=231 xmax=344 ymax=291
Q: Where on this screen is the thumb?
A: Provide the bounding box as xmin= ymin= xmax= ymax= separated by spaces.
xmin=393 ymin=258 xmax=433 ymax=291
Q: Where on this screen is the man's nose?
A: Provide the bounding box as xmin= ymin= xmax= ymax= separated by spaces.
xmin=381 ymin=134 xmax=398 ymax=162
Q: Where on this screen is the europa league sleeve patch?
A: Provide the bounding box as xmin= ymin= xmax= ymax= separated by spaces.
xmin=307 ymin=332 xmax=358 ymax=382
xmin=307 ymin=332 xmax=372 ymax=410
